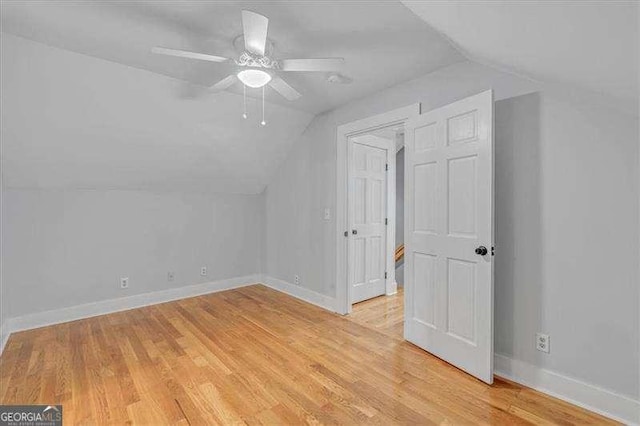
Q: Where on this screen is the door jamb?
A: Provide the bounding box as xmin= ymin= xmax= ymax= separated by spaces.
xmin=336 ymin=104 xmax=421 ymax=315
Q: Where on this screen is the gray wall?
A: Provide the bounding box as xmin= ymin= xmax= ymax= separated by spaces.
xmin=494 ymin=92 xmax=639 ymax=399
xmin=265 ymin=60 xmax=539 ymax=296
xmin=2 ymin=189 xmax=264 ymax=318
xmin=264 ymin=60 xmax=639 ymax=399
xmin=1 ymin=54 xmax=637 ymax=404
xmin=0 ymin=184 xmax=4 ymax=336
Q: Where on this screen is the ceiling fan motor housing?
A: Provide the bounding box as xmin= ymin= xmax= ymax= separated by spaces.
xmin=235 ymin=51 xmax=279 ymax=70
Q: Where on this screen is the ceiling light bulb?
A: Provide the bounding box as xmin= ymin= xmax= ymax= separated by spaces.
xmin=261 ymin=120 xmax=266 ymax=126
xmin=237 ymin=69 xmax=272 ymax=88
xmin=242 ymin=113 xmax=247 ymax=119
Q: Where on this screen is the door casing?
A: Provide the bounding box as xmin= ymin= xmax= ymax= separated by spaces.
xmin=336 ymin=104 xmax=420 ymax=315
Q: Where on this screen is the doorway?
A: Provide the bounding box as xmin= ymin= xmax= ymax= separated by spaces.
xmin=336 ymin=91 xmax=495 ymax=384
xmin=336 ymin=104 xmax=420 ymax=314
xmin=348 ymin=126 xmax=407 ymax=304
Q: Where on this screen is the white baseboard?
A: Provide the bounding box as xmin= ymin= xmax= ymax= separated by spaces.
xmin=0 ymin=322 xmax=10 ymax=357
xmin=2 ymin=279 xmax=636 ymax=425
xmin=253 ymin=280 xmax=640 ymax=425
xmin=0 ymin=274 xmax=260 ymax=355
xmin=494 ymin=353 xmax=640 ymax=425
xmin=260 ymin=275 xmax=338 ymax=313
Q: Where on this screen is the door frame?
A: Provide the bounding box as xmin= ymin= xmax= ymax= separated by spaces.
xmin=336 ymin=104 xmax=421 ymax=315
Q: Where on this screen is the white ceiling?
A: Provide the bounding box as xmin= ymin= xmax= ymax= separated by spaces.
xmin=402 ymin=1 xmax=639 ymax=114
xmin=0 ymin=1 xmax=466 ymax=194
xmin=1 ymin=34 xmax=314 ymax=194
xmin=4 ymin=1 xmax=635 ymax=195
xmin=1 ymin=0 xmax=465 ymax=114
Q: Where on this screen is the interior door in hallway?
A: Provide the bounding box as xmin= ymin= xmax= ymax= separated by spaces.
xmin=404 ymin=90 xmax=494 ymax=383
xmin=349 ymin=135 xmax=389 ymax=304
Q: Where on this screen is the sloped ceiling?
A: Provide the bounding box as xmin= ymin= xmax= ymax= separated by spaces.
xmin=1 ymin=1 xmax=465 ymax=194
xmin=402 ymin=1 xmax=639 ymax=115
xmin=1 ymin=34 xmax=314 ymax=194
xmin=1 ymin=0 xmax=465 ymax=114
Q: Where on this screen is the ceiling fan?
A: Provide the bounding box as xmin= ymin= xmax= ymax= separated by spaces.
xmin=152 ymin=10 xmax=345 ymax=106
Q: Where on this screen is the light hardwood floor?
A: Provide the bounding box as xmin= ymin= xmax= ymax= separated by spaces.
xmin=0 ymin=284 xmax=617 ymax=425
xmin=350 ymin=287 xmax=404 ymax=339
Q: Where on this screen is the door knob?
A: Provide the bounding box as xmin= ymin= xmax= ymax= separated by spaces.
xmin=352 ymin=229 xmax=358 ymax=235
xmin=475 ymin=246 xmax=488 ymax=256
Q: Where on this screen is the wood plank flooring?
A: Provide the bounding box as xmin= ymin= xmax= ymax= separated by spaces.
xmin=0 ymin=284 xmax=617 ymax=425
xmin=350 ymin=287 xmax=404 ymax=339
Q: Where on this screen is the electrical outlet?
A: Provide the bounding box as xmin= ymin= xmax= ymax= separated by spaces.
xmin=120 ymin=277 xmax=129 ymax=289
xmin=200 ymin=266 xmax=207 ymax=276
xmin=167 ymin=271 xmax=175 ymax=282
xmin=294 ymin=275 xmax=301 ymax=285
xmin=536 ymin=333 xmax=550 ymax=353
xmin=323 ymin=208 xmax=331 ymax=221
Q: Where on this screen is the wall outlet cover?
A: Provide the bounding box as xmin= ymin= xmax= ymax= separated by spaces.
xmin=200 ymin=266 xmax=207 ymax=276
xmin=168 ymin=271 xmax=175 ymax=281
xmin=536 ymin=332 xmax=550 ymax=353
xmin=294 ymin=275 xmax=301 ymax=285
xmin=120 ymin=277 xmax=129 ymax=289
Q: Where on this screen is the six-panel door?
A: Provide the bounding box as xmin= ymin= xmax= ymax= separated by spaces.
xmin=349 ymin=136 xmax=388 ymax=304
xmin=404 ymin=90 xmax=494 ymax=383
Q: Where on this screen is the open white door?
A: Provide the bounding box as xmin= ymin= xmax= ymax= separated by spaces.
xmin=348 ymin=135 xmax=390 ymax=304
xmin=404 ymin=90 xmax=494 ymax=383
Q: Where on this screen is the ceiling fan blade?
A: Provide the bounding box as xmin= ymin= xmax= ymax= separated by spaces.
xmin=269 ymin=77 xmax=301 ymax=101
xmin=210 ymin=75 xmax=237 ymax=92
xmin=152 ymin=47 xmax=229 ymax=63
xmin=279 ymin=58 xmax=344 ymax=72
xmin=242 ymin=10 xmax=269 ymax=56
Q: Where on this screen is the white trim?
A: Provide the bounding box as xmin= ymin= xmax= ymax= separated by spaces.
xmin=1 ymin=276 xmax=636 ymax=425
xmin=0 ymin=323 xmax=10 ymax=356
xmin=385 ymin=137 xmax=396 ymax=297
xmin=336 ymin=104 xmax=420 ymax=315
xmin=0 ymin=274 xmax=260 ymax=355
xmin=395 ymin=130 xmax=405 ymax=153
xmin=495 ymin=353 xmax=640 ymax=425
xmin=261 ymin=275 xmax=338 ymax=313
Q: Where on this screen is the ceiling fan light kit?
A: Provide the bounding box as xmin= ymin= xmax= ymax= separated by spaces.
xmin=237 ymin=69 xmax=272 ymax=88
xmin=153 ymin=9 xmax=346 ymax=124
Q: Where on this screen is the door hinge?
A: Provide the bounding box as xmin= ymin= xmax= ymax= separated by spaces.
xmin=384 ymin=271 xmax=388 ymax=279
xmin=385 ymin=163 xmax=389 ymax=171
xmin=385 ymin=218 xmax=388 ymax=225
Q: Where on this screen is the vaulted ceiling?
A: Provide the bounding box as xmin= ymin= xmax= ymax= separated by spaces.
xmin=1 ymin=0 xmax=465 ymax=114
xmin=0 ymin=1 xmax=465 ymax=194
xmin=2 ymin=1 xmax=636 ymax=195
xmin=402 ymin=0 xmax=639 ymax=115
xmin=0 ymin=34 xmax=314 ymax=194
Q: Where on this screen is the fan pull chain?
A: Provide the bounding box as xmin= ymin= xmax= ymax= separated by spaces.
xmin=261 ymin=86 xmax=266 ymax=126
xmin=242 ymin=84 xmax=247 ymax=119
